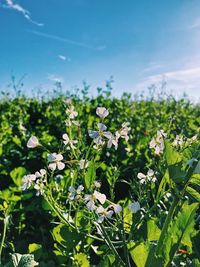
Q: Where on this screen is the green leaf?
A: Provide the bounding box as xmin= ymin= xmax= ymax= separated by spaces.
xmin=28 ymin=243 xmax=42 ymax=260
xmin=13 ymin=136 xmax=21 ymax=146
xmin=164 ymin=140 xmax=186 ymax=184
xmin=10 ymin=167 xmax=26 ymax=187
xmin=74 ymin=253 xmax=90 ymax=267
xmin=190 ymin=174 xmax=200 ymax=188
xmin=186 ymin=186 xmax=200 ymax=202
xmin=84 ymin=160 xmax=96 ymax=189
xmin=128 ymin=241 xmax=150 ymax=267
xmin=147 ymin=218 xmax=161 ymax=241
xmin=151 ymin=202 xmax=198 ymax=267
xmin=165 ymin=140 xmax=182 ymax=166
xmin=5 ymin=253 xmax=38 ymax=267
xmin=52 ymin=224 xmax=83 ymax=253
xmin=156 ymin=170 xmax=169 ymax=201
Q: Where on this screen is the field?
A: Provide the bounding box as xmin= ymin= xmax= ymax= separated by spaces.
xmin=0 ymin=89 xmax=200 ymax=267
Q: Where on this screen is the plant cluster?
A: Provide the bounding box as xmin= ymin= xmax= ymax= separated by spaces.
xmin=0 ymin=91 xmax=199 ymax=266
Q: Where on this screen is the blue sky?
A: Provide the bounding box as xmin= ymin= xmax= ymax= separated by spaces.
xmin=0 ymin=0 xmax=200 ymax=100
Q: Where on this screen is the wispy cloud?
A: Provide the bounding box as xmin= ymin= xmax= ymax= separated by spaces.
xmin=1 ymin=0 xmax=44 ymax=26
xmin=142 ymin=62 xmax=164 ymax=74
xmin=135 ymin=67 xmax=200 ymax=100
xmin=188 ymin=18 xmax=200 ymax=29
xmin=27 ymin=30 xmax=106 ymax=51
xmin=48 ymin=74 xmax=64 ymax=83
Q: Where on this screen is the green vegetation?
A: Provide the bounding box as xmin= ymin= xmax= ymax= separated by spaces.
xmin=0 ymin=88 xmax=199 ymax=266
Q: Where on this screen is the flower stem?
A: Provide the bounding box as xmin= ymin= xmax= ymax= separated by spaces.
xmin=98 ymin=223 xmax=126 ymax=267
xmin=0 ymin=217 xmax=7 ymax=265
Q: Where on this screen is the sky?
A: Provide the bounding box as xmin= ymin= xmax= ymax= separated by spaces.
xmin=0 ymin=0 xmax=200 ymax=100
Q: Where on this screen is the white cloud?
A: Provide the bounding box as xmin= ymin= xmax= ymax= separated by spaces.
xmin=135 ymin=67 xmax=200 ymax=101
xmin=47 ymin=74 xmax=64 ymax=84
xmin=58 ymin=55 xmax=66 ymax=61
xmin=2 ymin=0 xmax=44 ymax=26
xmin=189 ymin=18 xmax=200 ymax=29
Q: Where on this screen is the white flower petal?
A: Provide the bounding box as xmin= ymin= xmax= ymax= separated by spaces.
xmin=27 ymin=136 xmax=39 ymax=148
xmin=129 ymin=201 xmax=140 ymax=213
xmin=96 ymin=107 xmax=109 ymax=119
xmin=147 ymin=169 xmax=154 ymax=177
xmin=98 ymin=123 xmax=107 ymax=131
xmin=89 ymin=130 xmax=99 ymax=139
xmin=56 ymin=154 xmax=63 ymax=161
xmin=86 ymin=200 xmax=96 ymax=211
xmin=96 ymin=206 xmax=105 ymax=214
xmin=103 ymin=131 xmax=112 ymax=139
xmin=48 ymin=153 xmax=57 ymax=162
xmin=63 ymin=133 xmax=69 ymax=144
xmin=137 ymin=173 xmax=146 ymax=180
xmin=57 ymin=161 xmax=65 ymax=170
xmin=113 ymin=204 xmax=122 ymax=214
xmin=97 ymin=216 xmax=105 ymax=223
xmin=94 ymin=191 xmax=106 ymax=204
xmin=48 ymin=163 xmax=57 ymax=171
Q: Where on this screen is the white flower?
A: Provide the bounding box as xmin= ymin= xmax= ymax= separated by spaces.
xmin=66 ymin=105 xmax=78 ymax=119
xmin=137 ymin=169 xmax=156 ymax=184
xmin=116 ymin=122 xmax=130 ymax=142
xmin=68 ymin=186 xmax=76 ymax=200
xmin=35 ymin=169 xmax=46 ymax=178
xmin=34 ymin=179 xmax=45 ymax=196
xmin=89 ymin=123 xmax=112 ymax=148
xmin=84 ymin=190 xmax=107 ymax=211
xmin=62 ymin=134 xmax=78 ymax=149
xmin=129 ymin=201 xmax=140 ymax=213
xmin=21 ymin=174 xmax=36 ymax=190
xmin=149 ymin=130 xmax=166 ymax=155
xmin=191 ymin=135 xmax=197 ymax=141
xmin=96 ymin=206 xmax=113 ymax=223
xmin=173 ymin=135 xmax=184 ymax=147
xmin=110 ymin=203 xmax=122 ymax=214
xmin=96 ymin=107 xmax=109 ymax=119
xmin=147 ymin=169 xmax=157 ymax=182
xmin=27 ymin=136 xmax=39 ymax=148
xmin=137 ymin=172 xmax=147 ymax=184
xmin=48 ymin=153 xmax=65 ymax=171
xmin=68 ymin=185 xmax=84 ymax=201
xmin=78 ymin=159 xmax=89 ymax=169
xmin=107 ymin=134 xmax=118 ymax=150
xmin=93 ymin=181 xmax=101 ymax=189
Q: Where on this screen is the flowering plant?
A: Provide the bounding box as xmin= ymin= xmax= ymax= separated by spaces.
xmin=18 ymin=101 xmax=200 ymax=267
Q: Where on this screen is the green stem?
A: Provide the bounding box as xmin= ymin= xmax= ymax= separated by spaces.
xmin=155 ymin=195 xmax=179 ymax=256
xmin=120 ymin=211 xmax=131 ymax=267
xmin=45 ymin=194 xmax=123 ymax=244
xmin=98 ymin=223 xmax=126 ymax=267
xmin=0 ymin=217 xmax=7 ymax=265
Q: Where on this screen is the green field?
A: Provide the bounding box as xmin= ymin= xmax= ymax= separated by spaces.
xmin=0 ymin=89 xmax=199 ymax=266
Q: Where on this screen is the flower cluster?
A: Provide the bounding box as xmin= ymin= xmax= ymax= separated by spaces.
xmin=21 ymin=169 xmax=46 ymax=196
xmin=173 ymin=135 xmax=184 ymax=147
xmin=23 ymin=106 xmax=140 ymax=226
xmin=149 ymin=130 xmax=167 ymax=155
xmin=89 ymin=107 xmax=130 ymax=150
xmin=68 ymin=185 xmax=84 ymax=201
xmin=64 ymin=100 xmax=79 ymax=126
xmin=137 ymin=169 xmax=157 ymax=184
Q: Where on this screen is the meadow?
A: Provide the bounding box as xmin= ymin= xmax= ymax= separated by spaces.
xmin=0 ymin=87 xmax=199 ymax=267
